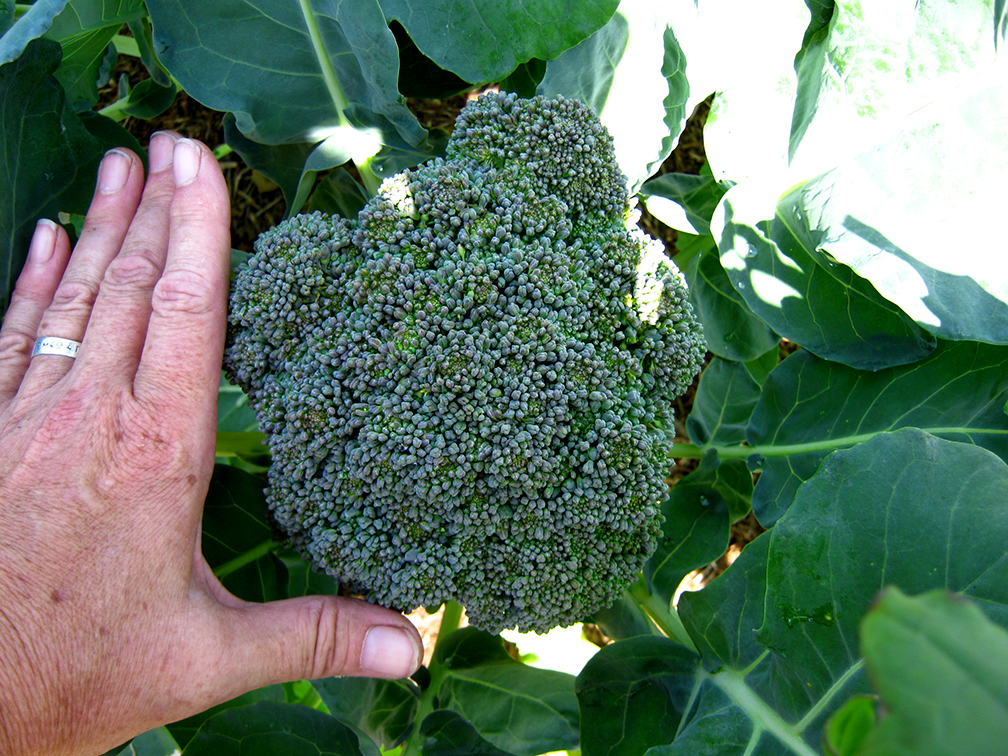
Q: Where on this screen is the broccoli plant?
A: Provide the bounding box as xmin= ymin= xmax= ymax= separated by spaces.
xmin=223 ymin=93 xmax=706 ymax=633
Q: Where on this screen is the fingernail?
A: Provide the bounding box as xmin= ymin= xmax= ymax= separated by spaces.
xmin=360 ymin=626 xmax=421 ymax=678
xmin=173 ymin=139 xmax=201 ymax=186
xmin=29 ymin=218 xmax=58 ymax=264
xmin=149 ymin=132 xmax=176 ymax=173
xmin=98 ymin=150 xmax=131 ymax=194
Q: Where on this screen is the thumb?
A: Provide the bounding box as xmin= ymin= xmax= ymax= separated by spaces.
xmin=217 ymin=595 xmax=423 ymax=688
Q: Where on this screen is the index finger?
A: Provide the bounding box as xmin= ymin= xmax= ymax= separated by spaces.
xmin=134 ymin=139 xmax=231 ymax=446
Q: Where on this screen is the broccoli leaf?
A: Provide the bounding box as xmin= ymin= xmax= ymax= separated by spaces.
xmin=313 ymin=677 xmax=421 ymax=755
xmin=709 ymin=0 xmax=1008 ymax=347
xmin=101 ymin=727 xmax=180 ymax=756
xmin=179 ymin=701 xmax=363 ymax=755
xmin=590 ymin=592 xmax=658 ymax=641
xmin=0 ymin=2 xmax=13 ymax=36
xmin=433 ymin=628 xmax=579 ymax=756
xmin=855 ymin=589 xmax=1008 ymax=755
xmin=418 ymin=710 xmax=516 ymax=756
xmin=633 ymin=429 xmax=1008 ymax=755
xmin=0 ymin=37 xmax=102 ymax=315
xmin=687 ymin=359 xmax=762 ymax=448
xmin=746 ymin=340 xmax=1008 ymax=524
xmin=165 ymin=687 xmax=287 ymax=751
xmin=145 ymin=0 xmax=427 ymax=152
xmin=640 ymin=171 xmax=728 ymax=237
xmin=575 ymin=636 xmax=699 ymax=756
xmin=681 ymin=238 xmax=780 ymax=363
xmin=715 ymin=182 xmax=937 ymax=371
xmin=380 ymin=0 xmax=619 ymax=84
xmin=44 ymin=0 xmax=147 ymax=110
xmin=0 ymin=0 xmax=69 ymax=64
xmin=202 ymin=465 xmax=280 ymax=603
xmin=645 ymin=457 xmax=732 ymax=603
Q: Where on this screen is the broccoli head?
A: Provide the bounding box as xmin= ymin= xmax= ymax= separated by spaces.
xmin=224 ymin=92 xmax=706 ymax=634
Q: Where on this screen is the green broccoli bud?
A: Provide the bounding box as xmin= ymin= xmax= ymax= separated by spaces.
xmin=224 ymin=92 xmax=706 ymax=634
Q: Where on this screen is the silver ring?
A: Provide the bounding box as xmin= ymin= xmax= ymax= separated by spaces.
xmin=32 ymin=336 xmax=81 ymax=359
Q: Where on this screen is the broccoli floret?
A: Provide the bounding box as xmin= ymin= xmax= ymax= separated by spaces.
xmin=224 ymin=92 xmax=706 ymax=634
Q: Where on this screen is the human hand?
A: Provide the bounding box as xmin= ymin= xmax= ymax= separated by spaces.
xmin=0 ymin=135 xmax=422 ymax=756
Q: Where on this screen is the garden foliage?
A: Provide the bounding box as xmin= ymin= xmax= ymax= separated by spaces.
xmin=2 ymin=1 xmax=1008 ymax=754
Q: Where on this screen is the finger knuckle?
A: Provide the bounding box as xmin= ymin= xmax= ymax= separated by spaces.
xmin=151 ymin=270 xmax=218 ymax=316
xmin=47 ymin=278 xmax=99 ymax=317
xmin=303 ymin=598 xmax=348 ymax=679
xmin=103 ymin=253 xmax=162 ymax=291
xmin=0 ymin=328 xmax=34 ymax=365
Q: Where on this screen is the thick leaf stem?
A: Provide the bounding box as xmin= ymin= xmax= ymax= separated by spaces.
xmin=298 ymin=0 xmax=351 ymax=127
xmin=669 ymin=426 xmax=1008 ymax=460
xmin=400 ymin=600 xmax=464 ymax=756
xmin=111 ymin=34 xmax=141 ymax=58
xmin=794 ymin=659 xmax=865 ymax=733
xmin=707 ymin=667 xmax=819 ymax=756
xmin=356 ymin=158 xmax=383 ymax=197
xmin=213 ymin=539 xmax=274 ymax=579
xmin=628 ymin=579 xmax=698 ymax=653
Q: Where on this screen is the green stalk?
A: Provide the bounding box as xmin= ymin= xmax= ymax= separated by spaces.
xmin=214 ymin=540 xmax=274 ymax=579
xmin=794 ymin=659 xmax=864 ymax=733
xmin=356 ymin=158 xmax=383 ymax=198
xmin=669 ymin=426 xmax=1008 ymax=461
xmin=707 ymin=666 xmax=819 ymax=756
xmin=628 ymin=578 xmax=698 ymax=653
xmin=400 ymin=601 xmax=464 ymax=756
xmin=98 ymin=99 xmax=129 ymax=123
xmin=298 ymin=0 xmax=350 ymax=127
xmin=111 ymin=34 xmax=141 ymax=58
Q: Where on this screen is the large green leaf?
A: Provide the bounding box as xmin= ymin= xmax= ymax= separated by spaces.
xmin=681 ymin=239 xmax=780 ymax=363
xmin=576 ymin=635 xmax=699 ymax=756
xmin=715 ymin=182 xmax=937 ymax=370
xmin=274 ymin=547 xmax=339 ymax=598
xmin=0 ymin=2 xmax=13 ymax=36
xmin=668 ymin=429 xmax=1008 ymax=754
xmin=709 ymin=1 xmax=1008 ymax=346
xmin=0 ymin=0 xmax=69 ymax=63
xmin=644 ymin=456 xmax=732 ymax=605
xmin=668 ymin=0 xmax=810 ymax=184
xmin=202 ymin=464 xmax=279 ymax=603
xmin=418 ymin=710 xmax=516 ymax=756
xmin=640 ymin=171 xmax=729 ymax=236
xmin=433 ymin=628 xmax=580 ymax=756
xmin=222 ymin=112 xmax=349 ymax=218
xmin=180 ymin=701 xmax=363 ymax=755
xmin=44 ymin=0 xmax=147 ymax=109
xmin=167 ymin=686 xmax=287 ymax=750
xmin=538 ymin=0 xmax=690 ymax=194
xmin=312 ymin=677 xmax=420 ymax=752
xmin=776 ymin=74 xmax=1008 ymax=344
xmin=305 ymin=168 xmax=369 ymax=220
xmin=105 ymin=727 xmax=181 ymax=756
xmin=0 ymin=38 xmax=102 ymax=315
xmin=856 ymin=589 xmax=1008 ymax=755
xmin=380 ymin=0 xmax=619 ymax=84
xmin=145 ymin=0 xmax=426 ymax=152
xmin=217 ymin=375 xmax=259 ymax=433
xmin=744 ymin=340 xmax=1008 ymax=524
xmin=687 ymin=358 xmax=762 ymax=447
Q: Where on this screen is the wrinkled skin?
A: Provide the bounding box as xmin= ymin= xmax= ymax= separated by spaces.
xmin=0 ymin=135 xmax=421 ymax=756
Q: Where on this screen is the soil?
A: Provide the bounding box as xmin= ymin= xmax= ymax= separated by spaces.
xmin=103 ymin=63 xmax=763 ymax=655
